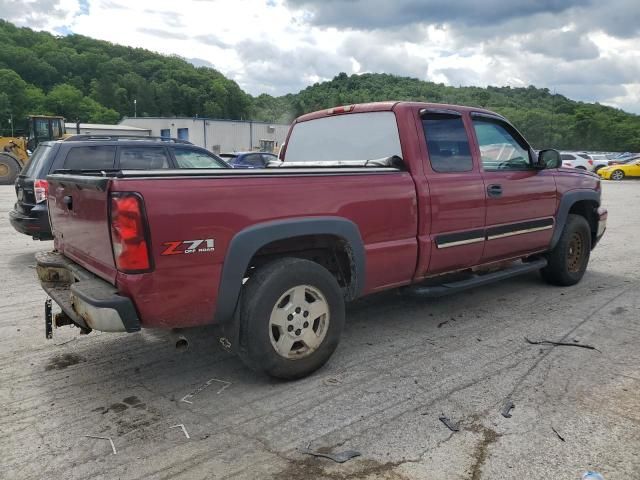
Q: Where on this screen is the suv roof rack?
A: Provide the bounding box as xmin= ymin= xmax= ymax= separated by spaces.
xmin=63 ymin=134 xmax=193 ymax=144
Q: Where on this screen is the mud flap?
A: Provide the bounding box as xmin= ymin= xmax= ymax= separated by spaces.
xmin=45 ymin=298 xmax=53 ymax=339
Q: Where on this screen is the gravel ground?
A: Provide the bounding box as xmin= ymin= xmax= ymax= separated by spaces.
xmin=0 ymin=181 xmax=638 ymax=480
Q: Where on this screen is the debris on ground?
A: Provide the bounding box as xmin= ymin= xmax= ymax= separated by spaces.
xmin=180 ymin=378 xmax=231 ymax=404
xmin=84 ymin=435 xmax=117 ymax=455
xmin=524 ymin=337 xmax=600 ymax=352
xmin=501 ymin=400 xmax=515 ymax=418
xmin=301 ymin=444 xmax=361 ymax=463
xmin=323 ymin=377 xmax=342 ymax=386
xmin=551 ymin=426 xmax=565 ymax=442
xmin=170 ymin=424 xmax=191 ymax=439
xmin=438 ymin=415 xmax=459 ymax=432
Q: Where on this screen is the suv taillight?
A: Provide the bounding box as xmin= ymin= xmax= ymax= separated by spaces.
xmin=34 ymin=179 xmax=48 ymax=203
xmin=588 ymin=159 xmax=593 ymax=165
xmin=109 ymin=193 xmax=152 ymax=273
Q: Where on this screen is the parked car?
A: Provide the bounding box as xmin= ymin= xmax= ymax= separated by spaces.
xmin=588 ymin=153 xmax=611 ymax=172
xmin=597 ymin=156 xmax=640 ymax=180
xmin=560 ymin=152 xmax=594 ymax=171
xmin=221 ymin=151 xmax=278 ymax=168
xmin=10 ymin=135 xmax=229 ymax=240
xmin=36 ymin=102 xmax=606 ymax=379
xmin=607 ymin=154 xmax=640 ymax=166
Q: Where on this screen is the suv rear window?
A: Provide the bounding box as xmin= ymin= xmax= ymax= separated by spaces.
xmin=22 ymin=144 xmax=54 ymax=178
xmin=284 ymin=112 xmax=402 ymax=162
xmin=64 ymin=146 xmax=116 ymax=170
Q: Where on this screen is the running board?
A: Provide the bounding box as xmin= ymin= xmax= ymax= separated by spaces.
xmin=406 ymin=259 xmax=547 ymax=298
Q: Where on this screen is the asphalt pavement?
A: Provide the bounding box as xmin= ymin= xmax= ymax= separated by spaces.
xmin=0 ymin=182 xmax=638 ymax=480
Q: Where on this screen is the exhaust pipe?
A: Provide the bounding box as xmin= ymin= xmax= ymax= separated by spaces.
xmin=170 ymin=329 xmax=189 ymax=351
xmin=175 ymin=336 xmax=189 ymax=351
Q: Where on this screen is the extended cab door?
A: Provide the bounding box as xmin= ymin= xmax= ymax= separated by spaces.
xmin=471 ymin=113 xmax=557 ymax=262
xmin=420 ymin=110 xmax=486 ymax=275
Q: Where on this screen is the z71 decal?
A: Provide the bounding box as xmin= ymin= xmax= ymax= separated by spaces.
xmin=161 ymin=239 xmax=215 ymax=255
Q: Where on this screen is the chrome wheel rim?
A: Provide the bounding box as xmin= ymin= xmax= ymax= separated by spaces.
xmin=269 ymin=285 xmax=330 ymax=359
xmin=612 ymin=170 xmax=623 ymax=180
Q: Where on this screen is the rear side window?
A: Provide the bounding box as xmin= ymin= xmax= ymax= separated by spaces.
xmin=119 ymin=147 xmax=169 ymax=169
xmin=173 ymin=148 xmax=225 ymax=168
xmin=22 ymin=145 xmax=54 ymax=178
xmin=63 ymin=146 xmax=116 ymax=170
xmin=561 ymin=154 xmax=576 ymax=161
xmin=422 ymin=113 xmax=473 ymax=172
xmin=284 ymin=111 xmax=402 ymax=162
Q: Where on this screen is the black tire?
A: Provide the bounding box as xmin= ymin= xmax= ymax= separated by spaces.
xmin=541 ymin=214 xmax=591 ymax=286
xmin=238 ymin=257 xmax=345 ymax=379
xmin=0 ymin=153 xmax=20 ymax=185
xmin=611 ymin=169 xmax=625 ymax=181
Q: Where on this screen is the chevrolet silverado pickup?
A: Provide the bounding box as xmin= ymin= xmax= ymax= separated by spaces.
xmin=36 ymin=102 xmax=607 ymax=379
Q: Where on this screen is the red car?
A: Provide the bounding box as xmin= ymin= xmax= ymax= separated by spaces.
xmin=36 ymin=102 xmax=607 ymax=379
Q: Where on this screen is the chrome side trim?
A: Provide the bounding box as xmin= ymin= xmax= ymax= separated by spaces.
xmin=436 ymin=237 xmax=485 ymax=249
xmin=487 ymin=224 xmax=553 ymax=240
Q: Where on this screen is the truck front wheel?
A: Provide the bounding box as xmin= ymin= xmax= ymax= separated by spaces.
xmin=541 ymin=214 xmax=591 ymax=286
xmin=238 ymin=257 xmax=345 ymax=379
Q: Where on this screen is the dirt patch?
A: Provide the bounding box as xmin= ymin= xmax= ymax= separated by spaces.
xmin=467 ymin=424 xmax=500 ymax=480
xmin=276 ymin=457 xmax=411 ymax=480
xmin=610 ymin=306 xmax=627 ymax=315
xmin=122 ymin=395 xmax=142 ymax=406
xmin=109 ymin=403 xmax=129 ymax=413
xmin=45 ymin=353 xmax=85 ymax=371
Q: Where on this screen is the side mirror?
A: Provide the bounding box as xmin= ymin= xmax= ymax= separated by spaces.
xmin=537 ymin=149 xmax=561 ymax=169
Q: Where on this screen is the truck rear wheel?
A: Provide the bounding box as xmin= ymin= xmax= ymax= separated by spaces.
xmin=0 ymin=153 xmax=21 ymax=185
xmin=238 ymin=257 xmax=345 ymax=379
xmin=541 ymin=214 xmax=591 ymax=286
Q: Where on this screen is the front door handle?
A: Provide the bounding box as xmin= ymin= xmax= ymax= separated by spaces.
xmin=487 ymin=184 xmax=502 ymax=197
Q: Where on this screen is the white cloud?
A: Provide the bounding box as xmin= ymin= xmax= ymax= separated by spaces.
xmin=0 ymin=0 xmax=639 ymax=113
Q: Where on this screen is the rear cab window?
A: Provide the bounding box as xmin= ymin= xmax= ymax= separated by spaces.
xmin=63 ymin=146 xmax=116 ymax=170
xmin=21 ymin=144 xmax=54 ymax=178
xmin=284 ymin=111 xmax=402 ymax=162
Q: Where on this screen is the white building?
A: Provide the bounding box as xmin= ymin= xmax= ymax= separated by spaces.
xmin=65 ymin=122 xmax=151 ymax=137
xmin=119 ymin=117 xmax=290 ymax=154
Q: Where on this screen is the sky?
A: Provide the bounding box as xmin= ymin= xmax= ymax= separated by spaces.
xmin=1 ymin=0 xmax=640 ymax=113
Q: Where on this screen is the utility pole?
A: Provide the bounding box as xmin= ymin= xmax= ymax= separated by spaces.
xmin=134 ymin=99 xmax=137 ymax=118
xmin=9 ymin=113 xmax=13 ymax=137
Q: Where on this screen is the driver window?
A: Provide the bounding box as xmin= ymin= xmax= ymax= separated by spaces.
xmin=473 ymin=119 xmax=531 ymax=171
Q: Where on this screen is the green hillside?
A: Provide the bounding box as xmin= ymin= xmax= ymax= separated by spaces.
xmin=1 ymin=20 xmax=639 ymax=151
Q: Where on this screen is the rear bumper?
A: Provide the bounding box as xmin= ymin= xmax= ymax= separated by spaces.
xmin=9 ymin=204 xmax=53 ymax=240
xmin=35 ymin=251 xmax=140 ymax=333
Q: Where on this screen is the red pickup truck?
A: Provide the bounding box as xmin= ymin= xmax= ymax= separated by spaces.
xmin=36 ymin=102 xmax=607 ymax=379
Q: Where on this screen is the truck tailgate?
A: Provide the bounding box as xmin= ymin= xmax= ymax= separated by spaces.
xmin=48 ymin=175 xmax=117 ymax=284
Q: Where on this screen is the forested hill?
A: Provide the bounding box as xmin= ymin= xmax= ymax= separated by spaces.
xmin=254 ymin=73 xmax=640 ymax=151
xmin=1 ymin=20 xmax=639 ymax=151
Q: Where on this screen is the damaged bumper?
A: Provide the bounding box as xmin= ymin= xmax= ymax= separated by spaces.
xmin=35 ymin=251 xmax=140 ymax=333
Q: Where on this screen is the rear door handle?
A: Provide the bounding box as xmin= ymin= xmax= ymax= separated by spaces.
xmin=487 ymin=184 xmax=502 ymax=197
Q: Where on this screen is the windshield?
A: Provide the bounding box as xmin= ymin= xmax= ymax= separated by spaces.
xmin=173 ymin=148 xmax=227 ymax=168
xmin=21 ymin=145 xmax=53 ymax=178
xmin=284 ymin=111 xmax=402 ymax=162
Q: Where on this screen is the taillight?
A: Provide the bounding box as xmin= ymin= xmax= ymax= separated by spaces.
xmin=109 ymin=193 xmax=152 ymax=273
xmin=588 ymin=159 xmax=593 ymax=165
xmin=34 ymin=179 xmax=48 ymax=203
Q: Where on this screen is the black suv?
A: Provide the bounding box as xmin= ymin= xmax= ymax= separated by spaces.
xmin=10 ymin=135 xmax=229 ymax=240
